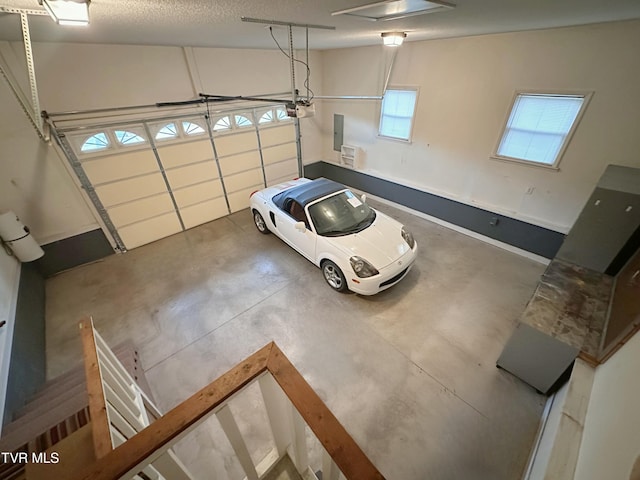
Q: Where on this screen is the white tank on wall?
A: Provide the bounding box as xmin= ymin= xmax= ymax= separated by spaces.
xmin=0 ymin=211 xmax=44 ymax=262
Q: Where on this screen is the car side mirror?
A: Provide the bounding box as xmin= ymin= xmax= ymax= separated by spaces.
xmin=294 ymin=221 xmax=306 ymax=232
xmin=360 ymin=194 xmax=367 ymax=203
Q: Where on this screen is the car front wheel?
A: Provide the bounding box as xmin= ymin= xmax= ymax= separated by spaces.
xmin=253 ymin=210 xmax=270 ymax=234
xmin=322 ymin=260 xmax=348 ymax=293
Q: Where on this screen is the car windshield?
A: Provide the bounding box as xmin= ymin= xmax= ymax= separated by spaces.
xmin=308 ymin=190 xmax=376 ymax=236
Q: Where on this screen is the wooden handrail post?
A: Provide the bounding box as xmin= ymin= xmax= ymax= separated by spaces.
xmin=78 ymin=316 xmax=113 ymax=459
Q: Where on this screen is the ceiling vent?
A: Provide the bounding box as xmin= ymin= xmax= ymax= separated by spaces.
xmin=332 ymin=0 xmax=455 ymax=22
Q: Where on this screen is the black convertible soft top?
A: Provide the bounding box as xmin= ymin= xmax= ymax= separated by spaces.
xmin=273 ymin=178 xmax=346 ymax=209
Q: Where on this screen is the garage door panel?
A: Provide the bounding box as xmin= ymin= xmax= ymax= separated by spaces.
xmin=262 ymin=143 xmax=297 ymax=165
xmin=173 ymin=180 xmax=225 ymax=208
xmin=227 ymin=187 xmax=259 ymax=213
xmin=165 ymin=161 xmax=218 ymax=189
xmin=66 ymin=109 xmax=298 ymax=250
xmin=180 ymin=198 xmax=229 ymax=229
xmin=218 ymin=150 xmax=261 ymax=177
xmin=265 ymin=159 xmax=298 ymax=186
xmin=83 ymin=150 xmax=158 ymax=184
xmin=157 ymin=140 xmax=214 ymax=168
xmin=224 ymin=169 xmax=263 ymax=194
xmin=108 ymin=194 xmax=175 ymax=227
xmin=96 ymin=173 xmax=167 ymax=207
xmin=118 ymin=213 xmax=182 ymax=249
xmin=259 ymin=124 xmax=296 ymax=147
xmin=214 ymin=131 xmax=258 ymax=157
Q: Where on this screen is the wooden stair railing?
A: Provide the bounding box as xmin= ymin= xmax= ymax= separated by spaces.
xmin=79 ymin=317 xmax=192 ymax=480
xmin=71 ymin=320 xmax=385 ymax=480
xmin=0 ymin=341 xmax=146 ymax=480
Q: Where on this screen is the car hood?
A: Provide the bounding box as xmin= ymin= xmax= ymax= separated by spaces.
xmin=328 ymin=211 xmax=411 ymax=269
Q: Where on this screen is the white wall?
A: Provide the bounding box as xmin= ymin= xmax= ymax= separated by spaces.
xmin=4 ymin=21 xmax=638 ymax=244
xmin=0 ymin=44 xmax=99 ymax=244
xmin=0 ymin=250 xmax=20 ymax=430
xmin=319 ymin=20 xmax=640 ymax=233
xmin=573 ymin=331 xmax=640 ymax=480
xmin=0 ymin=41 xmax=323 ymax=244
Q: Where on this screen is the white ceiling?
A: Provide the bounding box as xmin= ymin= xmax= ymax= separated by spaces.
xmin=0 ymin=0 xmax=639 ymax=50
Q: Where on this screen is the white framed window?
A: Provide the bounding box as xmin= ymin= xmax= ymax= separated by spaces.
xmin=114 ymin=129 xmax=146 ymax=146
xmin=493 ymin=92 xmax=591 ymax=169
xmin=213 ymin=116 xmax=232 ymax=132
xmin=259 ymin=107 xmax=291 ymax=124
xmin=275 ymin=107 xmax=289 ymax=121
xmin=379 ymin=88 xmax=418 ymax=141
xmin=155 ymin=122 xmax=178 ymax=141
xmin=80 ymin=132 xmax=110 ymax=152
xmin=182 ymin=120 xmax=206 ymax=136
xmin=234 ymin=114 xmax=253 ymax=128
xmin=259 ymin=110 xmax=274 ymax=124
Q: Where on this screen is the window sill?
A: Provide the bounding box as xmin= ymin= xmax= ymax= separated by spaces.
xmin=490 ymin=155 xmax=560 ymax=171
xmin=377 ymin=134 xmax=412 ymax=144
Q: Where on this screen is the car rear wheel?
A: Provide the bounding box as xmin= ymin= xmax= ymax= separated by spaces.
xmin=322 ymin=260 xmax=348 ymax=293
xmin=253 ymin=210 xmax=270 ymax=234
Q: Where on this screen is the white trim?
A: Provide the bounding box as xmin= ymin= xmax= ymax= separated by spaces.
xmin=524 ymin=359 xmax=595 ymax=479
xmin=522 ymin=391 xmax=558 ymax=480
xmin=357 ymin=190 xmax=551 ymax=265
xmin=489 ymin=154 xmax=560 ymax=171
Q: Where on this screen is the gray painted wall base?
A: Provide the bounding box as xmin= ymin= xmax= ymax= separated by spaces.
xmin=305 ymin=161 xmax=565 ymax=259
xmin=37 ymin=228 xmax=114 ymax=278
xmin=3 ymin=262 xmax=45 ymax=427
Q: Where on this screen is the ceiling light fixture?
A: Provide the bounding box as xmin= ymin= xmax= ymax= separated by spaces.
xmin=38 ymin=0 xmax=90 ymax=26
xmin=381 ymin=32 xmax=406 ymax=46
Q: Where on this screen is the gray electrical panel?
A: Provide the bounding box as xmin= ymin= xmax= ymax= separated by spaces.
xmin=333 ymin=114 xmax=344 ymax=152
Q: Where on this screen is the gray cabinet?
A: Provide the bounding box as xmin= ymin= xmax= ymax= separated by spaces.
xmin=557 ymin=165 xmax=640 ymax=273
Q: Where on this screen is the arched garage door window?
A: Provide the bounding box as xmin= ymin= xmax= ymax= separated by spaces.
xmin=81 ymin=132 xmax=110 ymax=152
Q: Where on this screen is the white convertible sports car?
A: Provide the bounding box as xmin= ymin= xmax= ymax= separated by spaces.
xmin=249 ymin=177 xmax=417 ymax=295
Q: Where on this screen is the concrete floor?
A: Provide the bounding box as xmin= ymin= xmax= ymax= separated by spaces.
xmin=45 ymin=200 xmax=547 ymax=479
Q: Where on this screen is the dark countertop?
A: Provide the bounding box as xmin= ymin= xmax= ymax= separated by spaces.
xmin=520 ymin=259 xmax=613 ymax=359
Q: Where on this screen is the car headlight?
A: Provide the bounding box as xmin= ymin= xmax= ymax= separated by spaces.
xmin=401 ymin=227 xmax=415 ymax=249
xmin=350 ymin=256 xmax=379 ymax=278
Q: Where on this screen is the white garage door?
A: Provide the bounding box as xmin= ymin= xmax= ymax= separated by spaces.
xmin=60 ymin=105 xmax=298 ymax=251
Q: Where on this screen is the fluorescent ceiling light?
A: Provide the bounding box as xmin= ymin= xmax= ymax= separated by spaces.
xmin=333 ymin=0 xmax=454 ymax=21
xmin=381 ymin=32 xmax=407 ymax=46
xmin=39 ymin=0 xmax=90 ymax=26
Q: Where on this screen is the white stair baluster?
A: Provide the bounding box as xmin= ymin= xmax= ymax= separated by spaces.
xmin=258 ymin=373 xmax=293 ymax=457
xmin=216 ymin=404 xmax=259 ymax=480
xmin=322 ymin=449 xmax=341 ymax=480
xmin=290 ymin=407 xmax=309 ymax=474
